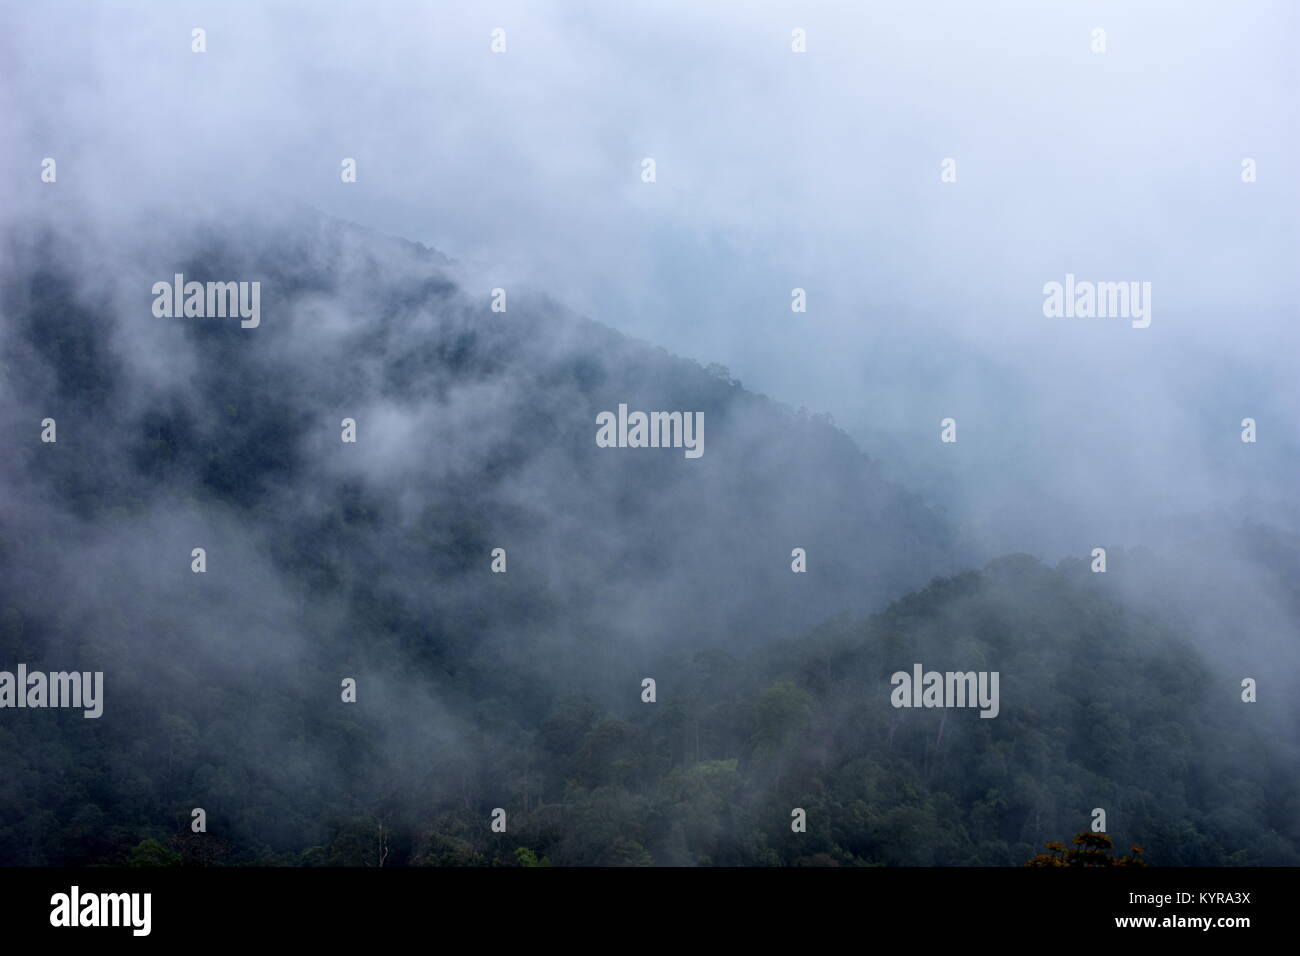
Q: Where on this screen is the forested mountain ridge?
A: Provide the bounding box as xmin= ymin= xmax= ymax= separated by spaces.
xmin=1 ymin=207 xmax=958 ymax=658
xmin=2 ymin=545 xmax=1295 ymax=866
xmin=0 ymin=210 xmax=1294 ymax=866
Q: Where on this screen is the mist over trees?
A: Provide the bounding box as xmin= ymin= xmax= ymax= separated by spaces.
xmin=1 ymin=211 xmax=1296 ymax=866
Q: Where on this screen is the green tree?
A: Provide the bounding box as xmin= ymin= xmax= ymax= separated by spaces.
xmin=128 ymin=838 xmax=182 ymax=867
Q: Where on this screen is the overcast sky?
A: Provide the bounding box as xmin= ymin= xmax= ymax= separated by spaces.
xmin=3 ymin=0 xmax=1296 ymax=558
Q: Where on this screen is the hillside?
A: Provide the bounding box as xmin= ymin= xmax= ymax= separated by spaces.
xmin=0 ymin=209 xmax=959 ymax=863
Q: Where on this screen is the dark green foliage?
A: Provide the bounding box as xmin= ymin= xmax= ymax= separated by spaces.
xmin=2 ymin=557 xmax=1296 ymax=867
